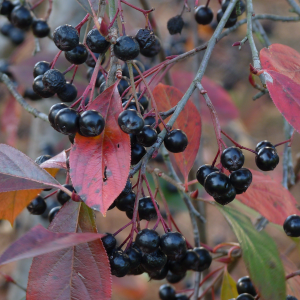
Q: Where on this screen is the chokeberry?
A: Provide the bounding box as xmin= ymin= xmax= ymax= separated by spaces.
xmin=221 ymin=147 xmax=245 ymax=171
xmin=33 ymin=61 xmax=51 ymax=78
xmin=1 ymin=23 xmax=14 ymax=36
xmin=55 ymin=108 xmax=79 ymax=135
xmin=57 ymin=82 xmax=78 ymax=103
xmin=236 ymin=276 xmax=257 ymax=296
xmin=32 ymin=75 xmax=55 ymax=98
xmin=217 ymin=10 xmax=237 ymax=28
xmin=255 ymin=140 xmax=275 ymax=153
xmin=48 ymin=103 xmax=68 ymax=127
xmin=79 ymin=110 xmax=105 ymax=137
xmin=48 ymin=206 xmax=60 ymax=222
xmin=32 ymin=19 xmax=50 ymax=38
xmin=24 ymin=87 xmax=42 ymax=101
xmin=115 ymin=191 xmax=135 ymax=211
xmin=196 ymin=164 xmax=219 ymax=186
xmin=159 ymin=284 xmax=176 ymax=300
xmin=108 ymin=201 xmax=116 ymax=210
xmin=255 ymin=147 xmax=279 ymax=171
xmin=214 ymin=184 xmax=236 ymax=205
xmin=85 ymin=52 xmax=104 ymax=68
xmin=138 ymin=196 xmax=159 ymax=221
xmin=109 ymin=249 xmax=131 ymax=277
xmin=127 ymin=264 xmax=145 ymax=276
xmin=175 ymin=294 xmax=188 ymax=300
xmin=86 ymin=29 xmax=110 ymax=53
xmin=122 ymin=61 xmax=144 ymax=78
xmin=87 ymin=68 xmax=105 ymax=87
xmin=42 ymin=69 xmax=66 ymax=93
xmin=122 ymin=99 xmax=145 ymax=115
xmin=283 ymin=215 xmax=300 ymax=237
xmin=35 ymin=155 xmax=52 ymax=165
xmin=140 ymin=36 xmax=161 ymax=58
xmin=160 ymin=232 xmax=187 ymax=261
xmin=118 ymin=109 xmax=144 ymax=134
xmin=195 ymin=6 xmax=214 ymax=25
xmin=118 ymin=180 xmax=132 ymax=198
xmin=142 ymin=249 xmax=167 ymax=272
xmin=286 ymin=296 xmax=298 ymax=300
xmin=164 ymin=129 xmax=188 ymax=153
xmin=9 ymin=27 xmax=24 ymax=45
xmin=236 ymin=294 xmax=255 ymax=300
xmin=136 ymin=126 xmax=158 ymax=147
xmin=137 ymin=93 xmax=149 ymax=110
xmin=53 ymin=24 xmax=79 ymax=51
xmin=166 ymin=270 xmax=186 ymax=284
xmin=135 ymin=28 xmax=156 ymax=49
xmin=168 ymin=260 xmax=186 ymax=275
xmin=0 ymin=1 xmax=14 ymax=15
xmin=149 ymin=263 xmax=169 ymax=280
xmin=181 ymin=250 xmax=200 ymax=271
xmin=230 ymin=168 xmax=252 ymax=191
xmin=194 ymin=247 xmax=212 ymax=272
xmin=135 ymin=229 xmax=160 ymax=254
xmin=113 ymin=35 xmax=140 ymax=61
xmin=125 ymin=246 xmax=142 ymax=270
xmin=65 ymin=43 xmax=88 ymax=65
xmin=167 ymin=15 xmax=184 ymax=35
xmin=27 ymin=195 xmax=47 ymax=215
xmin=144 ymin=116 xmax=160 ymax=133
xmin=11 ymin=5 xmax=33 ymax=29
xmin=204 ymin=172 xmax=231 ymax=197
xmin=131 ymin=143 xmax=146 ymax=165
xmin=57 ymin=184 xmax=74 ymax=205
xmin=117 ymin=78 xmax=130 ymax=96
xmin=101 ymin=233 xmax=117 ymax=254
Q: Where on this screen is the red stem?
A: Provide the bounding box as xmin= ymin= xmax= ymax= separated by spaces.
xmin=63 ymin=64 xmax=75 ymax=75
xmin=43 ymin=190 xmax=58 ymax=200
xmin=50 ymin=51 xmax=62 ymax=69
xmin=274 ymin=138 xmax=292 ymax=148
xmin=121 ymin=0 xmax=154 ymax=14
xmin=205 ymin=0 xmax=211 ymax=7
xmin=107 ymin=7 xmax=120 ymax=30
xmin=70 ymin=65 xmax=79 ymax=84
xmin=170 ymin=215 xmax=193 ymax=249
xmin=212 ymin=149 xmax=220 ymax=166
xmin=113 ymin=220 xmax=133 ymax=236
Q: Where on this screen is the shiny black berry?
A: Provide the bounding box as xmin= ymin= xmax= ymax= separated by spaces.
xmin=24 ymin=87 xmax=42 ymax=101
xmin=114 ymin=35 xmax=140 ymax=61
xmin=194 ymin=247 xmax=212 ymax=272
xmin=142 ymin=249 xmax=167 ymax=272
xmin=283 ymin=215 xmax=300 ymax=237
xmin=195 ymin=6 xmax=213 ymax=25
xmin=65 ymin=43 xmax=88 ymax=65
xmin=57 ymin=82 xmax=78 ymax=103
xmin=135 ymin=229 xmax=160 ymax=254
xmin=159 ymin=284 xmax=176 ymax=300
xmin=53 ymin=24 xmax=79 ymax=51
xmin=118 ymin=180 xmax=132 ymax=198
xmin=42 ymin=69 xmax=66 ymax=93
xmin=48 ymin=103 xmax=68 ymax=127
xmin=33 ymin=61 xmax=51 ymax=78
xmin=55 ymin=108 xmax=79 ymax=135
xmin=168 ymin=259 xmax=186 ymax=275
xmin=127 ymin=264 xmax=145 ymax=276
xmin=122 ymin=99 xmax=145 ymax=115
xmin=160 ymin=232 xmax=187 ymax=261
xmin=140 ymin=36 xmax=161 ymax=58
xmin=236 ymin=276 xmax=257 ymax=296
xmin=79 ymin=110 xmax=105 ymax=137
xmin=125 ymin=246 xmax=142 ymax=270
xmin=167 ymin=15 xmax=184 ymax=35
xmin=137 ymin=93 xmax=149 ymax=110
xmin=1 ymin=23 xmax=14 ymax=36
xmin=118 ymin=109 xmax=144 ymax=134
xmin=255 ymin=147 xmax=279 ymax=171
xmin=131 ymin=143 xmax=146 ymax=165
xmin=85 ymin=52 xmax=105 ymax=68
xmin=230 ymin=168 xmax=252 ymax=192
xmin=166 ymin=271 xmax=186 ymax=284
xmin=86 ymin=28 xmax=110 ymax=53
xmin=255 ymin=140 xmax=275 ymax=153
xmin=9 ymin=27 xmax=25 ymax=45
xmin=32 ymin=19 xmax=50 ymax=38
xmin=221 ymin=147 xmax=245 ymax=171
xmin=196 ymin=164 xmax=219 ymax=186
xmin=217 ymin=9 xmax=237 ymax=28
xmin=164 ymin=129 xmax=188 ymax=153
xmin=175 ymin=294 xmax=188 ymax=300
xmin=136 ymin=126 xmax=158 ymax=147
xmin=149 ymin=263 xmax=169 ymax=280
xmin=48 ymin=206 xmax=60 ymax=222
xmin=57 ymin=184 xmax=74 ymax=205
xmin=11 ymin=6 xmax=33 ymax=29
xmin=214 ymin=184 xmax=236 ymax=205
xmin=138 ymin=196 xmax=159 ymax=221
xmin=286 ymin=296 xmax=298 ymax=300
xmin=27 ymin=195 xmax=47 ymax=215
xmin=109 ymin=249 xmax=131 ymax=277
xmin=236 ymin=294 xmax=255 ymax=300
xmin=0 ymin=1 xmax=14 ymax=15
xmin=135 ymin=28 xmax=155 ymax=49
xmin=204 ymin=172 xmax=231 ymax=197
xmin=35 ymin=155 xmax=52 ymax=165
xmin=181 ymin=250 xmax=200 ymax=271
xmin=32 ymin=75 xmax=55 ymax=98
xmin=87 ymin=68 xmax=105 ymax=87
xmin=115 ymin=191 xmax=135 ymax=211
xmin=144 ymin=116 xmax=160 ymax=133
xmin=101 ymin=233 xmax=117 ymax=254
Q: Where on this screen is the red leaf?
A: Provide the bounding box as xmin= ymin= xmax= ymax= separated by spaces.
xmin=27 ymin=202 xmax=112 ymax=300
xmin=171 ymin=72 xmax=239 ymax=124
xmin=69 ymin=83 xmax=130 ymax=214
xmin=153 ymin=83 xmax=201 ymax=185
xmin=40 ymin=150 xmax=67 ymax=170
xmin=0 ymin=224 xmax=104 ymax=265
xmin=236 ymin=169 xmax=300 ymax=225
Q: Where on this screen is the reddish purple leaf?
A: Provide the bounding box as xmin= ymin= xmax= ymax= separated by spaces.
xmin=0 ymin=224 xmax=104 ymax=265
xmin=40 ymin=150 xmax=67 ymax=170
xmin=153 ymin=84 xmax=201 ymax=185
xmin=69 ymin=83 xmax=131 ymax=214
xmin=27 ymin=201 xmax=112 ymax=300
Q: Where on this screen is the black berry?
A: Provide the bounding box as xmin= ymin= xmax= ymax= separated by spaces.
xmin=230 ymin=168 xmax=252 ymax=192
xmin=136 ymin=126 xmax=158 ymax=147
xmin=286 ymin=296 xmax=298 ymax=300
xmin=164 ymin=129 xmax=188 ymax=153
xmin=27 ymin=195 xmax=47 ymax=215
xmin=87 ymin=68 xmax=105 ymax=87
xmin=86 ymin=29 xmax=110 ymax=53
xmin=144 ymin=116 xmax=160 ymax=133
xmin=149 ymin=263 xmax=168 ymax=280
xmin=109 ymin=249 xmax=131 ymax=277
xmin=125 ymin=246 xmax=142 ymax=270
xmin=32 ymin=19 xmax=50 ymax=38
xmin=65 ymin=43 xmax=88 ymax=65
xmin=101 ymin=233 xmax=117 ymax=254
xmin=140 ymin=36 xmax=161 ymax=58
xmin=53 ymin=24 xmax=79 ymax=51
xmin=135 ymin=229 xmax=160 ymax=254
xmin=214 ymin=184 xmax=236 ymax=205
xmin=57 ymin=184 xmax=74 ymax=205
xmin=137 ymin=93 xmax=149 ymax=110
xmin=122 ymin=61 xmax=143 ymax=78
xmin=115 ymin=191 xmax=135 ymax=211
xmin=85 ymin=52 xmax=105 ymax=68
xmin=48 ymin=103 xmax=68 ymax=127
xmin=160 ymin=232 xmax=187 ymax=261
xmin=193 ymin=247 xmax=212 ymax=272
xmin=181 ymin=250 xmax=200 ymax=271
xmin=122 ymin=99 xmax=145 ymax=115
xmin=195 ymin=6 xmax=214 ymax=25
xmin=175 ymin=295 xmax=188 ymax=300
xmin=236 ymin=276 xmax=257 ymax=296
xmin=32 ymin=75 xmax=55 ymax=98
xmin=255 ymin=147 xmax=279 ymax=171
xmin=0 ymin=1 xmax=14 ymax=15
xmin=167 ymin=15 xmax=184 ymax=35
xmin=1 ymin=23 xmax=14 ymax=36
xmin=35 ymin=155 xmax=52 ymax=165
xmin=217 ymin=9 xmax=237 ymax=28
xmin=33 ymin=61 xmax=51 ymax=78
xmin=131 ymin=143 xmax=146 ymax=165
xmin=118 ymin=109 xmax=144 ymax=134
xmin=118 ymin=180 xmax=132 ymax=198
xmin=138 ymin=196 xmax=159 ymax=221
xmin=142 ymin=248 xmax=167 ymax=272
xmin=283 ymin=215 xmax=300 ymax=237
xmin=168 ymin=260 xmax=186 ymax=274
xmin=42 ymin=69 xmax=66 ymax=93
xmin=55 ymin=108 xmax=79 ymax=135
xmin=135 ymin=28 xmax=156 ymax=49
xmin=159 ymin=284 xmax=176 ymax=300
xmin=255 ymin=140 xmax=275 ymax=153
xmin=127 ymin=264 xmax=145 ymax=276
xmin=204 ymin=172 xmax=231 ymax=198
xmin=196 ymin=164 xmax=219 ymax=186
xmin=48 ymin=206 xmax=60 ymax=222
xmin=9 ymin=27 xmax=25 ymax=45
xmin=79 ymin=110 xmax=105 ymax=137
xmin=113 ymin=35 xmax=140 ymax=61
xmin=57 ymin=82 xmax=78 ymax=103
xmin=221 ymin=147 xmax=245 ymax=171
xmin=11 ymin=5 xmax=33 ymax=29
xmin=236 ymin=294 xmax=255 ymax=300
xmin=24 ymin=87 xmax=42 ymax=101
xmin=166 ymin=271 xmax=186 ymax=284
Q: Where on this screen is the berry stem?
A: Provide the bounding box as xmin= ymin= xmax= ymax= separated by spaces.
xmin=75 ymin=14 xmax=90 ymax=32
xmin=116 ymin=1 xmax=126 ymax=35
xmin=127 ymin=62 xmax=141 ymax=114
xmin=169 ymin=215 xmax=193 ymax=249
xmin=120 ymin=0 xmax=154 ymax=15
xmin=113 ymin=220 xmax=133 ymax=236
xmin=50 ymin=51 xmax=62 ymax=69
xmin=212 ymin=242 xmax=240 ymax=253
xmin=43 ymin=190 xmax=58 ymax=200
xmin=274 ymin=138 xmax=292 ymax=148
xmin=0 ymin=271 xmax=27 ymax=292
xmin=186 ymin=179 xmax=199 ymax=186
xmin=211 ymin=149 xmax=220 ymax=167
xmin=30 ymin=0 xmax=46 ymax=10
xmin=205 ymin=0 xmax=211 ymax=8
xmin=107 ymin=7 xmax=120 ymax=31
xmin=62 ymin=64 xmax=75 ymax=75
xmin=85 ymin=47 xmax=107 ymax=77
xmin=70 ymin=65 xmax=79 ymax=84
xmin=118 ymin=233 xmax=131 ymax=249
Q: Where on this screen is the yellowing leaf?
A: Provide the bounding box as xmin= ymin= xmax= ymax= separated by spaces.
xmin=221 ymin=268 xmax=238 ymax=300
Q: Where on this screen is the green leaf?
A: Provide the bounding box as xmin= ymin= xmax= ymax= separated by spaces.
xmin=218 ymin=205 xmax=286 ymax=300
xmin=221 ymin=268 xmax=239 ymax=300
